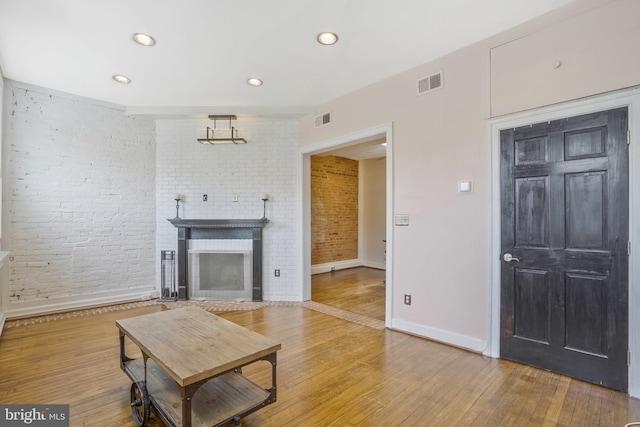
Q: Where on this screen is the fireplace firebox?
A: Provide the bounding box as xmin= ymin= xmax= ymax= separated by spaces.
xmin=168 ymin=218 xmax=268 ymax=301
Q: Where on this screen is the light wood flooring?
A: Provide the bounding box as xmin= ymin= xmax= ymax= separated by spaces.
xmin=1 ymin=302 xmax=640 ymax=426
xmin=312 ymin=267 xmax=385 ymax=321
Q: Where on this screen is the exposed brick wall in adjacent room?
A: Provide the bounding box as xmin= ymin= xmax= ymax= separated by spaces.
xmin=310 ymin=155 xmax=358 ymax=265
xmin=3 ymin=81 xmax=156 ymax=304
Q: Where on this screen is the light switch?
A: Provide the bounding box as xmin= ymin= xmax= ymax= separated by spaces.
xmin=459 ymin=180 xmax=473 ymax=193
xmin=395 ymin=214 xmax=409 ymax=226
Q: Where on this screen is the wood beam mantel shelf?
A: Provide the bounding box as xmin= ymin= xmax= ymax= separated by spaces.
xmin=168 ymin=218 xmax=269 ymax=301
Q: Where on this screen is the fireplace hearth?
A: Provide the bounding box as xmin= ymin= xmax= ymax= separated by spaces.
xmin=168 ymin=218 xmax=268 ymax=301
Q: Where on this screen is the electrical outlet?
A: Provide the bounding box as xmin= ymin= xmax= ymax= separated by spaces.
xmin=404 ymin=294 xmax=412 ymax=305
xmin=274 ymin=269 xmax=280 ymax=277
xmin=203 ymin=194 xmax=208 ymax=202
xmin=233 ymin=194 xmax=239 ymax=202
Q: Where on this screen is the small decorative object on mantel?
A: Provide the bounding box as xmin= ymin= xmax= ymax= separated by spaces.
xmin=174 ymin=193 xmax=182 ymax=219
xmin=197 ymin=115 xmax=247 ymax=144
xmin=261 ymin=193 xmax=269 ymax=219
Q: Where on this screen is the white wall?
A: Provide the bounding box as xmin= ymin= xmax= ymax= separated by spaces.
xmin=360 ymin=157 xmax=386 ymax=269
xmin=299 ymin=0 xmax=640 ymax=352
xmin=303 ymin=43 xmax=490 ymax=351
xmin=489 ymin=0 xmax=640 ymax=117
xmin=155 ymin=118 xmax=300 ymax=301
xmin=0 ymin=72 xmax=3 ymax=241
xmin=2 ymin=81 xmax=156 ymax=317
xmin=0 ymin=72 xmax=4 ymax=328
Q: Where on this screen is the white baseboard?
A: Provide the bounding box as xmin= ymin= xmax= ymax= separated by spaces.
xmin=311 ymin=259 xmax=362 ymax=275
xmin=362 ymin=261 xmax=386 ymax=270
xmin=4 ymin=287 xmax=158 ymax=320
xmin=311 ymin=259 xmax=386 ymax=275
xmin=391 ymin=318 xmax=487 ymax=354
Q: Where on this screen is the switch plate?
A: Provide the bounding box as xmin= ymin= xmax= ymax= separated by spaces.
xmin=203 ymin=194 xmax=208 ymax=202
xmin=233 ymin=194 xmax=239 ymax=202
xmin=458 ymin=180 xmax=473 ymax=193
xmin=395 ymin=214 xmax=409 ymax=226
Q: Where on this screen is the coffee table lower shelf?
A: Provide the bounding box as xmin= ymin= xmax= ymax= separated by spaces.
xmin=124 ymin=358 xmax=271 ymax=427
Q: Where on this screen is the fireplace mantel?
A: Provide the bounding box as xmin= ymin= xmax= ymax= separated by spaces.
xmin=169 ymin=218 xmax=268 ymax=229
xmin=168 ymin=218 xmax=268 ymax=301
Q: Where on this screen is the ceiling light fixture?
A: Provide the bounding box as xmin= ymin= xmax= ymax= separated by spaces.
xmin=133 ymin=33 xmax=156 ymax=46
xmin=247 ymin=78 xmax=263 ymax=86
xmin=112 ymin=75 xmax=131 ymax=84
xmin=317 ymin=32 xmax=338 ymax=45
xmin=198 ymin=115 xmax=247 ymax=144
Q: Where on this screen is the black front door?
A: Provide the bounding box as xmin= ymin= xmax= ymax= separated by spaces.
xmin=500 ymin=107 xmax=629 ymax=391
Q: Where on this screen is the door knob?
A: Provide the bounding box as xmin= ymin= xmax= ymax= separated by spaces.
xmin=503 ymin=253 xmax=521 ymax=263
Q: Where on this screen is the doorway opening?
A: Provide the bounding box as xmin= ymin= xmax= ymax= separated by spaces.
xmin=301 ymin=123 xmax=393 ymax=328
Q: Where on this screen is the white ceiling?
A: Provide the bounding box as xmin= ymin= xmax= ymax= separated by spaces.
xmin=318 ymin=137 xmax=387 ymax=160
xmin=0 ymin=0 xmax=576 ymax=117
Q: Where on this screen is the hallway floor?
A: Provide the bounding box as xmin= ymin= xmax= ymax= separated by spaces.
xmin=311 ymin=266 xmax=385 ymax=321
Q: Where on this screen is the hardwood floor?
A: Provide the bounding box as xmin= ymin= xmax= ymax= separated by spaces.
xmin=1 ymin=302 xmax=640 ymax=426
xmin=312 ymin=267 xmax=385 ymax=321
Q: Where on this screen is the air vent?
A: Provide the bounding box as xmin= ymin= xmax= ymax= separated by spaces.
xmin=417 ymin=71 xmax=443 ymax=95
xmin=315 ymin=111 xmax=331 ymax=127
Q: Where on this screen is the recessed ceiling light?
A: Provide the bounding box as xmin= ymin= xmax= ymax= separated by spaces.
xmin=317 ymin=32 xmax=338 ymax=45
xmin=133 ymin=33 xmax=156 ymax=46
xmin=112 ymin=75 xmax=131 ymax=84
xmin=247 ymin=78 xmax=263 ymax=86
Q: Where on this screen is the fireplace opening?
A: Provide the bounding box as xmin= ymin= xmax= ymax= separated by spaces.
xmin=199 ymin=253 xmax=244 ymax=291
xmin=188 ymin=239 xmax=253 ymax=300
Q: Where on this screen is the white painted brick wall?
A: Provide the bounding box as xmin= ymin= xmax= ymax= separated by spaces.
xmin=156 ymin=118 xmax=300 ymax=301
xmin=3 ymin=81 xmax=156 ymax=303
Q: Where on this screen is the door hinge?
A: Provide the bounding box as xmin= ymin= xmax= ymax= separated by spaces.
xmin=628 ymin=351 xmax=631 ymax=367
xmin=628 ymin=241 xmax=632 ymax=256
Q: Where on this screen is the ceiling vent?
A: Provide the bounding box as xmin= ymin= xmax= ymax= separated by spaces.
xmin=417 ymin=71 xmax=443 ymax=95
xmin=315 ymin=111 xmax=331 ymax=127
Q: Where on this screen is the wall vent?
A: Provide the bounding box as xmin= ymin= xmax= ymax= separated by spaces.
xmin=417 ymin=71 xmax=443 ymax=95
xmin=315 ymin=111 xmax=331 ymax=127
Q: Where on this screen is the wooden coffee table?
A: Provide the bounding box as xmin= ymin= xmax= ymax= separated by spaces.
xmin=116 ymin=306 xmax=281 ymax=427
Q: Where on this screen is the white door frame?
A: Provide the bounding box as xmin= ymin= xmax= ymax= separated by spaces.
xmin=299 ymin=122 xmax=394 ymax=327
xmin=488 ymin=87 xmax=640 ymax=397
